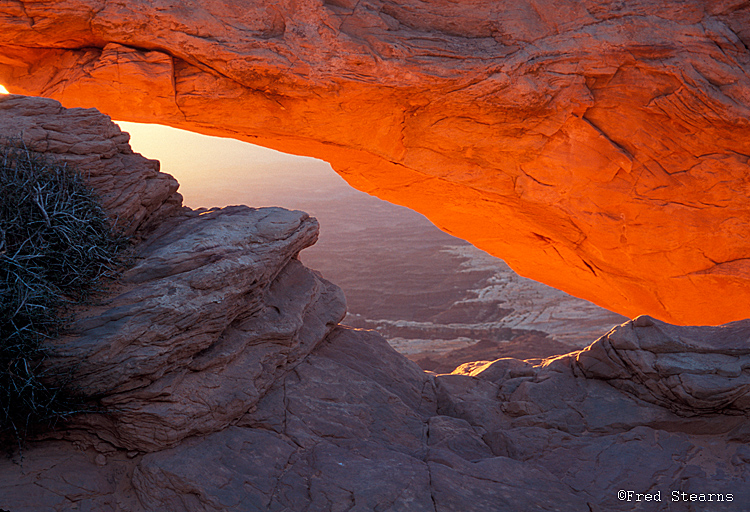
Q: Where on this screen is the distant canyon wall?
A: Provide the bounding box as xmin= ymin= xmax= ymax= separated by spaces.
xmin=2 ymin=0 xmax=750 ymax=324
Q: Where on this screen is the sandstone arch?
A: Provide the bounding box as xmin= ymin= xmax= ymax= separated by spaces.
xmin=2 ymin=0 xmax=750 ymax=324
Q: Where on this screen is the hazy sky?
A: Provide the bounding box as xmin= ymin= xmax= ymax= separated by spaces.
xmin=116 ymin=121 xmax=349 ymax=211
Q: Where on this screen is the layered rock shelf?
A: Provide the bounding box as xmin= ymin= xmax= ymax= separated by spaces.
xmin=1 ymin=95 xmax=748 ymax=512
xmin=2 ymin=0 xmax=750 ymax=324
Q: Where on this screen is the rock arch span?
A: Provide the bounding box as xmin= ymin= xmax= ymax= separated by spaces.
xmin=2 ymin=0 xmax=750 ymax=324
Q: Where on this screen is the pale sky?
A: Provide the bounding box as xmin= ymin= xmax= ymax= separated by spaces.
xmin=116 ymin=121 xmax=349 ymax=210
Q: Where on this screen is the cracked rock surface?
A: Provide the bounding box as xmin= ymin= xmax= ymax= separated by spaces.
xmin=3 ymin=321 xmax=750 ymax=511
xmin=576 ymin=315 xmax=750 ymax=416
xmin=2 ymin=1 xmax=750 ymax=323
xmin=0 ymin=96 xmax=748 ymax=512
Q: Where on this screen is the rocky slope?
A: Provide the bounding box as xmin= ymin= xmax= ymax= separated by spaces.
xmin=0 ymin=95 xmax=748 ymax=512
xmin=2 ymin=1 xmax=750 ymax=324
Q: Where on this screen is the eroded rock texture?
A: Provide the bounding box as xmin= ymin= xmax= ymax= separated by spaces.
xmin=0 ymin=95 xmax=179 ymax=236
xmin=2 ymin=1 xmax=750 ymax=324
xmin=5 ymin=322 xmax=750 ymax=510
xmin=1 ymin=94 xmax=748 ymax=512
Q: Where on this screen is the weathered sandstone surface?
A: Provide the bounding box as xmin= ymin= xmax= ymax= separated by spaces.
xmin=1 ymin=95 xmax=749 ymax=512
xmin=2 ymin=1 xmax=750 ymax=324
xmin=0 ymin=95 xmax=179 ymax=237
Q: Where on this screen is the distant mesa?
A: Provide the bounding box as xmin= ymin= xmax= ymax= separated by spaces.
xmin=2 ymin=1 xmax=750 ymax=325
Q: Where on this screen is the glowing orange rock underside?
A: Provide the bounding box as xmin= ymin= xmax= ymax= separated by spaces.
xmin=1 ymin=0 xmax=750 ymax=325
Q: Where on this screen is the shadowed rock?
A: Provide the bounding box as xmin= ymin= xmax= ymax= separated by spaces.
xmin=575 ymin=315 xmax=750 ymax=415
xmin=56 ymin=205 xmax=346 ymax=452
xmin=0 ymin=95 xmax=180 ymax=236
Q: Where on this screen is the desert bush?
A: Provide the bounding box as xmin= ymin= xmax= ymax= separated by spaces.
xmin=0 ymin=141 xmax=129 ymax=447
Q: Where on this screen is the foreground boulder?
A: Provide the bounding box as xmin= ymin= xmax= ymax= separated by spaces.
xmin=4 ymin=321 xmax=750 ymax=510
xmin=0 ymin=94 xmax=748 ymax=512
xmin=2 ymin=1 xmax=750 ymax=324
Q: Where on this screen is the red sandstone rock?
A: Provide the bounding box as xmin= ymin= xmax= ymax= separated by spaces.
xmin=2 ymin=1 xmax=750 ymax=324
xmin=0 ymin=95 xmax=179 ymax=236
xmin=4 ymin=321 xmax=750 ymax=511
xmin=55 ymin=205 xmax=346 ymax=452
xmin=1 ymin=97 xmax=749 ymax=511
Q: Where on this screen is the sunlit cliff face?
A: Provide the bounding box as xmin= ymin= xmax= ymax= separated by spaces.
xmin=2 ymin=0 xmax=750 ymax=325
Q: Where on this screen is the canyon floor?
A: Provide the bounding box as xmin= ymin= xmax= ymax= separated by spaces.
xmin=120 ymin=121 xmax=627 ymax=373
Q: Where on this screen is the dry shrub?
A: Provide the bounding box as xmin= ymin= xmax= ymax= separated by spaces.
xmin=0 ymin=141 xmax=129 ymax=449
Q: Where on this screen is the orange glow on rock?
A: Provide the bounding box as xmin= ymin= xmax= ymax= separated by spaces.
xmin=1 ymin=3 xmax=750 ymax=325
